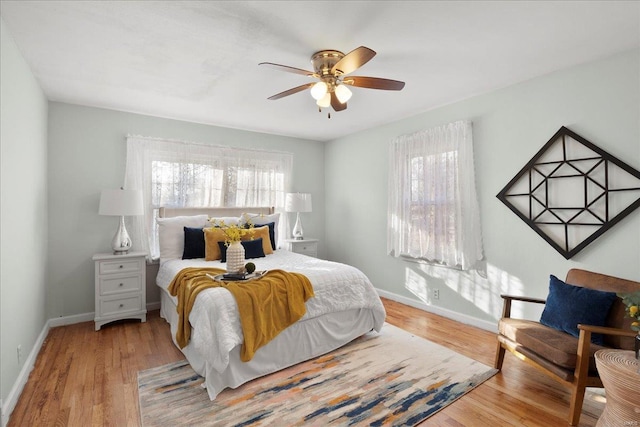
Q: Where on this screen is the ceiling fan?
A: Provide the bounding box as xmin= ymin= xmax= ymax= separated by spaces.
xmin=259 ymin=46 xmax=405 ymax=117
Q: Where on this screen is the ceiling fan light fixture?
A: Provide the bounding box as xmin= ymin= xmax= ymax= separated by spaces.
xmin=317 ymin=93 xmax=331 ymax=108
xmin=334 ymin=84 xmax=352 ymax=104
xmin=261 ymin=46 xmax=405 ymax=115
xmin=310 ymin=81 xmax=328 ymax=100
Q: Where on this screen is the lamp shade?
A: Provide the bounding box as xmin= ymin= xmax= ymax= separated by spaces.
xmin=99 ymin=189 xmax=144 ymax=216
xmin=285 ymin=193 xmax=312 ymax=213
xmin=316 ymin=93 xmax=331 ymax=108
xmin=310 ymin=82 xmax=328 ymax=100
xmin=334 ymin=84 xmax=352 ymax=104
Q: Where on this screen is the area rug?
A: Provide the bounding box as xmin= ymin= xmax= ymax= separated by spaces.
xmin=138 ymin=323 xmax=497 ymax=426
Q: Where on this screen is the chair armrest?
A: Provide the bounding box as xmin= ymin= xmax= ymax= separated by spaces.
xmin=499 ymin=294 xmax=546 ymax=319
xmin=577 ymin=324 xmax=638 ymax=338
xmin=574 ymin=324 xmax=638 ymax=382
xmin=500 ymin=294 xmax=546 ymax=304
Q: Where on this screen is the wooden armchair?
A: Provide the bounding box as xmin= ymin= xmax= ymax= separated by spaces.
xmin=494 ymin=269 xmax=639 ymax=426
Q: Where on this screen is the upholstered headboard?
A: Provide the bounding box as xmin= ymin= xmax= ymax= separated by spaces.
xmin=158 ymin=206 xmax=274 ymax=218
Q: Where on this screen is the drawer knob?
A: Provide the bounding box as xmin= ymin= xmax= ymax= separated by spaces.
xmin=119 ymin=304 xmax=124 ymax=308
xmin=119 ymin=265 xmax=124 ymax=269
xmin=119 ymin=283 xmax=124 ymax=287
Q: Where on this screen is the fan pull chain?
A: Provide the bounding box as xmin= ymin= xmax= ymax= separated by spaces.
xmin=318 ymin=107 xmax=331 ymax=119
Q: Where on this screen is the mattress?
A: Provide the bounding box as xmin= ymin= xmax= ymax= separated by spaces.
xmin=157 ymin=250 xmax=386 ymax=400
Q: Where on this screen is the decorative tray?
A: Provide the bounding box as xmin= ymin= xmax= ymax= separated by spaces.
xmin=206 ymin=270 xmax=268 ymax=282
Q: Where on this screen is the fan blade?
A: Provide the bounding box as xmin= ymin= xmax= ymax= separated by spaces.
xmin=267 ymin=83 xmax=314 ymax=100
xmin=330 ymin=92 xmax=347 ymax=111
xmin=331 ymin=46 xmax=376 ymax=76
xmin=259 ymin=62 xmax=316 ymax=77
xmin=343 ymin=76 xmax=405 ymax=91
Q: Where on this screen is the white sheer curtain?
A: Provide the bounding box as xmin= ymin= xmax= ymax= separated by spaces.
xmin=387 ymin=120 xmax=483 ymax=270
xmin=124 ymin=135 xmax=292 ymax=260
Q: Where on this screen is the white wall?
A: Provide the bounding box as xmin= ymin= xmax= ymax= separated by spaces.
xmin=0 ymin=18 xmax=49 ymax=405
xmin=325 ymin=49 xmax=640 ymax=326
xmin=46 ymin=103 xmax=325 ymax=318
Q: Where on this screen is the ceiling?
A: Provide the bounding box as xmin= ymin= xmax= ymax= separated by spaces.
xmin=1 ymin=1 xmax=639 ymax=142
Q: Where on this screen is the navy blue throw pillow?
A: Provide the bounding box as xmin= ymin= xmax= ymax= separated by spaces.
xmin=182 ymin=227 xmax=205 ymax=259
xmin=245 ymin=222 xmax=275 ymax=250
xmin=218 ymin=238 xmax=266 ymax=263
xmin=540 ymin=275 xmax=617 ymax=345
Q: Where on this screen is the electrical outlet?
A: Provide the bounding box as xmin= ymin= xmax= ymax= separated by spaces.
xmin=17 ymin=345 xmax=22 ymax=365
xmin=433 ymin=289 xmax=440 ymax=300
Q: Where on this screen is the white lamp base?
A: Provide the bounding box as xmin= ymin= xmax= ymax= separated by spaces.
xmin=292 ymin=212 xmax=304 ymax=240
xmin=112 ymin=216 xmax=133 ymax=255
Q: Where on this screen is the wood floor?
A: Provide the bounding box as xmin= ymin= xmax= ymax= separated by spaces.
xmin=8 ymin=297 xmax=604 ymax=426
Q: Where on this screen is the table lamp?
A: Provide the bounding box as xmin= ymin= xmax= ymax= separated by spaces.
xmin=285 ymin=192 xmax=312 ymax=240
xmin=99 ymin=188 xmax=144 ymax=254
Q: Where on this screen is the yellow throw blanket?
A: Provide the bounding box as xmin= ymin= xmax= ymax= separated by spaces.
xmin=167 ymin=267 xmax=314 ymax=362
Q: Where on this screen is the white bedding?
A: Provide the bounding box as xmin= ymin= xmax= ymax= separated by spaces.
xmin=157 ymin=250 xmax=386 ymax=399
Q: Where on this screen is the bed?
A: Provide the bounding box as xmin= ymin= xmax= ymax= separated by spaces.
xmin=156 ymin=206 xmax=386 ymax=400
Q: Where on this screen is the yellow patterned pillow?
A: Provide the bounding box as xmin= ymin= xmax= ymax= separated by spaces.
xmin=242 ymin=226 xmax=273 ymax=255
xmin=204 ymin=227 xmax=228 ymax=261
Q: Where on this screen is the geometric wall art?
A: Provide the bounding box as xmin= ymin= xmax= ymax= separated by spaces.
xmin=497 ymin=126 xmax=640 ymax=259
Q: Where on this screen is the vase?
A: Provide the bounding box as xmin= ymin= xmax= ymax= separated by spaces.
xmin=226 ymin=241 xmax=245 ymax=274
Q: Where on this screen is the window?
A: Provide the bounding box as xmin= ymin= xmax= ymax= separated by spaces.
xmin=124 ymin=136 xmax=292 ymax=259
xmin=387 ymin=120 xmax=483 ymax=270
xmin=152 ymin=160 xmax=224 ymax=207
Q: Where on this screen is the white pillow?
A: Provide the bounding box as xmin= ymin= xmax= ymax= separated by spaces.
xmin=157 ymin=214 xmax=209 ymax=262
xmin=241 ymin=212 xmax=281 ymax=247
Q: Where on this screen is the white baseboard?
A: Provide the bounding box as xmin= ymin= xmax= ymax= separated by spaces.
xmin=2 ymin=317 xmax=50 ymax=427
xmin=147 ymin=301 xmax=161 ymax=311
xmin=376 ymin=287 xmax=498 ymax=333
xmin=1 ymin=301 xmax=162 ymax=426
xmin=48 ymin=312 xmax=94 ymax=328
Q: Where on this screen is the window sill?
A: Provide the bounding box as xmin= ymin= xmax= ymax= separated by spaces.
xmin=398 ymin=254 xmax=464 ymax=271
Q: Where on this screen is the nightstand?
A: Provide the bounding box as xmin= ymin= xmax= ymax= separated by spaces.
xmin=93 ymin=251 xmax=147 ymax=331
xmin=284 ymin=238 xmax=318 ymax=258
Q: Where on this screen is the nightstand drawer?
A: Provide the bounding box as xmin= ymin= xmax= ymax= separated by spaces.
xmin=295 ymin=245 xmax=317 ymax=256
xmin=285 ymin=239 xmax=319 ymax=258
xmin=99 ymin=295 xmax=143 ymax=317
xmin=99 ymin=259 xmax=143 ymax=275
xmin=99 ymin=275 xmax=142 ymax=296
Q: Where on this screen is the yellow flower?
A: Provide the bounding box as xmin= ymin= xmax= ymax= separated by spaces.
xmin=618 ymin=292 xmax=640 ymax=332
xmin=208 ymin=218 xmax=254 ymax=245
